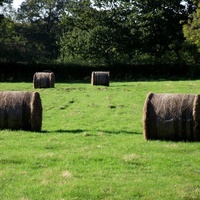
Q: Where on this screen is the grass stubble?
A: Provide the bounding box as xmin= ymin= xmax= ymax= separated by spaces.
xmin=0 ymin=81 xmax=199 ymax=199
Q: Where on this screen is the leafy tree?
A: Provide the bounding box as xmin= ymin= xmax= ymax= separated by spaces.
xmin=59 ymin=0 xmax=136 ymax=64
xmin=60 ymin=0 xmax=192 ymax=64
xmin=16 ymin=0 xmax=67 ymax=62
xmin=0 ymin=17 xmax=20 ymax=62
xmin=0 ymin=0 xmax=26 ymax=62
xmin=183 ymin=2 xmax=200 ymax=52
xmin=0 ymin=0 xmax=196 ymax=64
xmin=0 ymin=0 xmax=11 ymax=21
xmin=127 ymin=0 xmax=189 ymax=63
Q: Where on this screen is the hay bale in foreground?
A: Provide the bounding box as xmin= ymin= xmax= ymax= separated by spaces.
xmin=0 ymin=91 xmax=42 ymax=131
xmin=143 ymin=93 xmax=200 ymax=141
xmin=33 ymin=72 xmax=55 ymax=88
xmin=91 ymin=71 xmax=110 ymax=86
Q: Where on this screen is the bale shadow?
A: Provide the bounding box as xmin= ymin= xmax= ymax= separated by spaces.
xmin=41 ymin=129 xmax=141 ymax=134
xmin=40 ymin=129 xmax=86 ymax=134
xmin=96 ymin=130 xmax=141 ymax=134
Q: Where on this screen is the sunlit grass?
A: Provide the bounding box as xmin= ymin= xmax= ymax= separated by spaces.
xmin=0 ymin=80 xmax=200 ymax=199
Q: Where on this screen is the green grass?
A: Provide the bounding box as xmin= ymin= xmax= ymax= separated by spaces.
xmin=0 ymin=80 xmax=200 ymax=200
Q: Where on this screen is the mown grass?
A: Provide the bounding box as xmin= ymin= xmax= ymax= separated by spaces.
xmin=0 ymin=80 xmax=200 ymax=200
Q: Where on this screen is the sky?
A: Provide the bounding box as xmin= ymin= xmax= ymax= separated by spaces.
xmin=12 ymin=0 xmax=24 ymax=9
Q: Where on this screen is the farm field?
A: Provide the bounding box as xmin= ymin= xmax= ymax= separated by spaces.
xmin=0 ymin=80 xmax=200 ymax=200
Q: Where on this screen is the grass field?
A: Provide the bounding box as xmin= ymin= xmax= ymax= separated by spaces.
xmin=0 ymin=80 xmax=200 ymax=200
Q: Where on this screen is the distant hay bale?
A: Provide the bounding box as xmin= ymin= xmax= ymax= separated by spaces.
xmin=143 ymin=93 xmax=200 ymax=141
xmin=33 ymin=72 xmax=55 ymax=88
xmin=91 ymin=71 xmax=110 ymax=86
xmin=0 ymin=91 xmax=42 ymax=132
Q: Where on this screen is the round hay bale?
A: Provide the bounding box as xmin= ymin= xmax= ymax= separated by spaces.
xmin=143 ymin=93 xmax=200 ymax=141
xmin=91 ymin=71 xmax=110 ymax=86
xmin=0 ymin=91 xmax=42 ymax=132
xmin=33 ymin=72 xmax=55 ymax=88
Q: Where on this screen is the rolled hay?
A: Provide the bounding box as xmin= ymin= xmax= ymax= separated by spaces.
xmin=143 ymin=93 xmax=200 ymax=141
xmin=0 ymin=91 xmax=42 ymax=131
xmin=91 ymin=71 xmax=110 ymax=86
xmin=33 ymin=72 xmax=55 ymax=88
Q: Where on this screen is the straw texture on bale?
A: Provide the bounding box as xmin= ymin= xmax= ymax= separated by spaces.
xmin=33 ymin=72 xmax=55 ymax=88
xmin=91 ymin=71 xmax=110 ymax=86
xmin=0 ymin=91 xmax=42 ymax=131
xmin=143 ymin=93 xmax=200 ymax=141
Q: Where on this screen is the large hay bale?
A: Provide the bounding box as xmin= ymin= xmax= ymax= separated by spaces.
xmin=33 ymin=72 xmax=55 ymax=88
xmin=0 ymin=91 xmax=42 ymax=132
xmin=91 ymin=71 xmax=110 ymax=86
xmin=143 ymin=93 xmax=200 ymax=141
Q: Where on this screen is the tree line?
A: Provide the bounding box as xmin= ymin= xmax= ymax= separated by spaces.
xmin=0 ymin=0 xmax=200 ymax=65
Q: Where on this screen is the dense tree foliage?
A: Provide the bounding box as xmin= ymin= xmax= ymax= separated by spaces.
xmin=15 ymin=0 xmax=67 ymax=62
xmin=0 ymin=0 xmax=23 ymax=62
xmin=183 ymin=2 xmax=200 ymax=50
xmin=59 ymin=0 xmax=135 ymax=64
xmin=0 ymin=0 xmax=11 ymax=20
xmin=59 ymin=0 xmax=193 ymax=64
xmin=1 ymin=0 xmax=200 ymax=64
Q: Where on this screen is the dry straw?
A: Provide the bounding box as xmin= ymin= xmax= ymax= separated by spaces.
xmin=143 ymin=93 xmax=200 ymax=141
xmin=33 ymin=72 xmax=55 ymax=88
xmin=0 ymin=91 xmax=42 ymax=131
xmin=91 ymin=71 xmax=110 ymax=86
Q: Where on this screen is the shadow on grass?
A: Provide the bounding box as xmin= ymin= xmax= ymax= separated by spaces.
xmin=97 ymin=130 xmax=141 ymax=134
xmin=41 ymin=129 xmax=141 ymax=134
